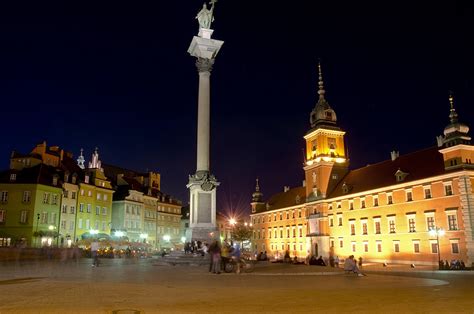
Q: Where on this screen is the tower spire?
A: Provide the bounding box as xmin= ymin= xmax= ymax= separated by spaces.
xmin=317 ymin=61 xmax=325 ymax=100
xmin=448 ymin=92 xmax=458 ymax=123
xmin=255 ymin=178 xmax=260 ymax=192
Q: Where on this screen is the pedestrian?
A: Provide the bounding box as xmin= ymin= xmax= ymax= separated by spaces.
xmin=232 ymin=243 xmax=242 ymax=274
xmin=91 ymin=240 xmax=100 ymax=267
xmin=358 ymin=256 xmax=363 ymax=268
xmin=209 ymin=240 xmax=221 ymax=274
xmin=221 ymin=241 xmax=230 ymax=271
xmin=334 ymin=256 xmax=340 ymax=268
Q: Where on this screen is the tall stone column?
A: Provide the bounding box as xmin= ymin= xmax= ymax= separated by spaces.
xmin=186 ymin=21 xmax=223 ymax=242
xmin=196 ymin=58 xmax=214 ymax=174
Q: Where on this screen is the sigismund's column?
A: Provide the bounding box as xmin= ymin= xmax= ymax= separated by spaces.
xmin=186 ymin=0 xmax=224 ymax=242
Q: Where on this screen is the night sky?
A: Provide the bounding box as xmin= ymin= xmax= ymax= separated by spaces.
xmin=0 ymin=2 xmax=473 ymax=216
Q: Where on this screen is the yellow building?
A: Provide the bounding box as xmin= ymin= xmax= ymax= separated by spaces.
xmin=250 ymin=65 xmax=474 ymax=266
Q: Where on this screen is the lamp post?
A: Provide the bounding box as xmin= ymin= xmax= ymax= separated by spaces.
xmin=429 ymin=227 xmax=445 ymax=270
xmin=35 ymin=213 xmax=40 ymax=247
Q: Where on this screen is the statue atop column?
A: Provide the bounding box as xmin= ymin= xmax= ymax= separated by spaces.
xmin=196 ymin=0 xmax=217 ymax=30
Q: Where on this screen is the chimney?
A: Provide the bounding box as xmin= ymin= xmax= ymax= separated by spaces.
xmin=284 ymin=186 xmax=290 ymax=192
xmin=390 ymin=150 xmax=399 ymax=161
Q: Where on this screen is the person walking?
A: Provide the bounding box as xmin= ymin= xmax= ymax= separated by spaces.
xmin=91 ymin=240 xmax=100 ymax=267
xmin=334 ymin=256 xmax=340 ymax=268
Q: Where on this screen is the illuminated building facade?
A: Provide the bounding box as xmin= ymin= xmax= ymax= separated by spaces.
xmin=251 ymin=65 xmax=474 ymax=266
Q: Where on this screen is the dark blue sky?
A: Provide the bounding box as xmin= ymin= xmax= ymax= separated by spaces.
xmin=0 ymin=1 xmax=473 ymax=215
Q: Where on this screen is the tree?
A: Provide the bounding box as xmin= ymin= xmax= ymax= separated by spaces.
xmin=231 ymin=223 xmax=253 ymax=245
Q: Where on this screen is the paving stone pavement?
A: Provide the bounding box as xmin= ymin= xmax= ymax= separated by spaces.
xmin=0 ymin=258 xmax=473 ymax=313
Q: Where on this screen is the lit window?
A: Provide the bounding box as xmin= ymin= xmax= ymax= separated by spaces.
xmin=20 ymin=210 xmax=28 ymax=223
xmin=451 ymin=241 xmax=459 ymax=254
xmin=406 ymin=190 xmax=413 ymax=202
xmin=387 ymin=193 xmax=393 ymax=205
xmin=447 ymin=214 xmax=458 ymax=230
xmin=361 ymin=220 xmax=368 ymax=235
xmin=376 ymin=241 xmax=382 ymax=253
xmin=363 ymin=241 xmax=368 ymax=252
xmin=444 ymin=183 xmax=453 ymax=196
xmin=430 ymin=241 xmax=438 ymax=254
xmin=424 ymin=187 xmax=432 ymax=199
xmin=374 ymin=220 xmax=381 ymax=234
xmin=373 ymin=196 xmax=378 ymax=207
xmin=388 ymin=218 xmax=396 ymax=233
xmin=350 ymin=221 xmax=355 ymax=236
xmin=351 ymin=242 xmax=356 ymax=252
xmin=393 ymin=241 xmax=400 ymax=253
xmin=426 ymin=216 xmax=435 ymax=231
xmin=413 ymin=242 xmax=420 ymax=253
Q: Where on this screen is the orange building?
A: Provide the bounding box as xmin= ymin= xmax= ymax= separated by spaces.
xmin=250 ymin=65 xmax=474 ymax=266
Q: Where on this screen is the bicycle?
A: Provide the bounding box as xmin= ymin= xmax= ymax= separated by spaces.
xmin=224 ymin=256 xmax=255 ymax=273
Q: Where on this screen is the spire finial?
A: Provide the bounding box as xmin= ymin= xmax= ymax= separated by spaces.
xmin=448 ymin=91 xmax=458 ymax=123
xmin=80 ymin=148 xmax=83 ymax=156
xmin=317 ymin=60 xmax=325 ymax=100
xmin=255 ymin=178 xmax=260 ymax=192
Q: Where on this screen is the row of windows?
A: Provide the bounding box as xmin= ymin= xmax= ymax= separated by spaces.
xmin=78 ymin=204 xmax=108 ymax=216
xmin=79 ymin=189 xmax=109 ymax=200
xmin=0 ymin=209 xmax=30 ymax=224
xmin=261 ymin=243 xmax=305 ymax=253
xmin=42 ymin=193 xmax=59 ymax=205
xmin=330 ymin=238 xmax=460 ymax=255
xmin=63 ymin=190 xmax=77 ymax=199
xmin=253 ymin=226 xmax=305 ymax=240
xmin=329 ymin=210 xmax=458 ymax=234
xmin=329 ymin=183 xmax=454 ymax=211
xmin=77 ymin=219 xmax=107 ymax=231
xmin=61 ymin=205 xmax=76 ymax=214
xmin=252 ymin=210 xmax=303 ymax=224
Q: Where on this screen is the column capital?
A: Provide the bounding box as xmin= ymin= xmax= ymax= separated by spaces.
xmin=196 ymin=57 xmax=214 ymax=73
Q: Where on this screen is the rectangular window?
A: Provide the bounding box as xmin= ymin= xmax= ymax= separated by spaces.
xmin=22 ymin=191 xmax=31 ymax=203
xmin=79 ymin=203 xmax=84 ymax=212
xmin=339 ymin=239 xmax=344 ymax=248
xmin=431 ymin=241 xmax=438 ymax=254
xmin=376 ymin=241 xmax=382 ymax=253
xmin=41 ymin=212 xmax=48 ymax=224
xmin=60 ymin=220 xmax=66 ymax=229
xmin=350 ymin=222 xmax=355 ymax=236
xmin=426 ymin=216 xmax=435 ymax=231
xmin=63 ymin=190 xmax=69 ymax=198
xmin=413 ymin=242 xmax=420 ymax=253
xmin=52 ymin=194 xmax=58 ymax=205
xmin=444 ymin=183 xmax=453 ymax=196
xmin=96 ymin=206 xmax=100 ymax=215
xmin=451 ymin=242 xmax=459 ymax=254
xmin=62 ymin=205 xmax=67 ymax=214
xmin=97 ymin=193 xmax=101 ymax=200
xmin=424 ymin=187 xmax=432 ymax=199
xmin=104 ymin=194 xmax=108 ymax=201
xmin=71 ymin=192 xmax=76 ymax=199
xmin=330 ymin=239 xmax=334 ymax=248
xmin=88 ymin=191 xmax=92 ymax=197
xmin=102 ymin=222 xmax=106 ymax=231
xmin=298 ymin=210 xmax=302 ymax=218
xmin=406 ymin=191 xmax=413 ymax=202
xmin=361 ymin=221 xmax=368 ymax=235
xmin=351 ymin=242 xmax=356 ymax=252
xmin=329 ymin=217 xmax=334 ymax=227
xmin=85 ymin=219 xmax=90 ymax=230
xmin=292 ymin=228 xmax=296 ymax=238
xmin=70 ymin=206 xmax=75 ymax=214
xmin=373 ymin=196 xmax=378 ymax=207
xmin=374 ymin=220 xmax=381 ymax=234
xmin=338 ymin=216 xmax=342 ymax=226
xmin=349 ymin=201 xmax=354 ymax=210
xmin=1 ymin=191 xmax=8 ymax=202
xmin=78 ymin=218 xmax=83 ymax=229
xmin=363 ymin=241 xmax=368 ymax=252
xmin=448 ymin=214 xmax=458 ymax=230
xmin=408 ymin=218 xmax=416 ymax=232
xmin=387 ymin=194 xmax=393 ymax=205
xmin=361 ymin=199 xmax=366 ymax=208
xmin=299 ymin=227 xmax=303 ymax=237
xmin=69 ymin=221 xmax=74 ymax=231
xmin=102 ymin=207 xmax=107 ymax=215
xmin=20 ymin=210 xmax=28 ymax=223
xmin=393 ymin=241 xmax=400 ymax=253
xmin=389 ymin=219 xmax=396 ymax=233
xmin=87 ymin=204 xmax=91 ymax=213
xmin=0 ymin=210 xmax=6 ymax=223
xmin=43 ymin=193 xmax=49 ymax=204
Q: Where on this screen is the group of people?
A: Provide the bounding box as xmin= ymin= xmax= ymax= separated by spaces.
xmin=206 ymin=240 xmax=241 ymax=274
xmin=344 ymin=255 xmax=366 ymax=276
xmin=440 ymin=259 xmax=467 ymax=270
xmin=256 ymin=251 xmax=268 ymax=261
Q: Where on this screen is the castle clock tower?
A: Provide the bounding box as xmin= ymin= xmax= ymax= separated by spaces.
xmin=304 ymin=63 xmax=348 ymax=200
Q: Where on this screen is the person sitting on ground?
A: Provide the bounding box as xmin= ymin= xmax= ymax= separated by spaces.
xmin=344 ymin=255 xmax=365 ymax=276
xmin=293 ymin=256 xmax=298 ymax=264
xmin=316 ymin=255 xmax=326 ymax=266
xmin=262 ymin=251 xmax=268 ymax=261
xmin=284 ymin=250 xmax=291 ymax=263
xmin=309 ymin=255 xmax=318 ymax=265
xmin=257 ymin=252 xmax=263 ymax=261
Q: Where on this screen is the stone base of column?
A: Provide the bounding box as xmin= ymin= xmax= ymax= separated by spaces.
xmin=187 ymin=171 xmax=220 ymax=243
xmin=188 ymin=227 xmax=219 ymax=244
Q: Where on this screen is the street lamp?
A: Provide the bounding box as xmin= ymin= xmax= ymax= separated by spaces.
xmin=429 ymin=227 xmax=445 ymax=270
